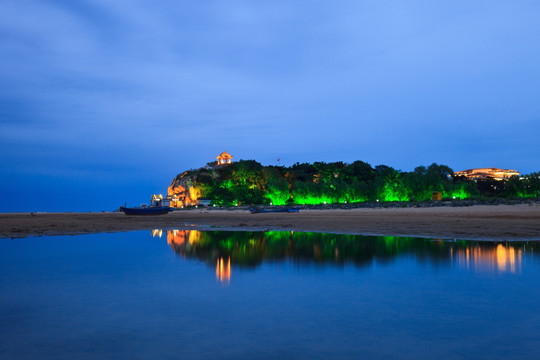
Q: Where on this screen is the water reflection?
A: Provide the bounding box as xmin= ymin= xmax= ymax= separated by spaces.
xmin=166 ymin=229 xmax=200 ymax=247
xmin=452 ymin=243 xmax=522 ymax=274
xmin=216 ymin=257 xmax=231 ymax=284
xmin=152 ymin=230 xmax=538 ymax=280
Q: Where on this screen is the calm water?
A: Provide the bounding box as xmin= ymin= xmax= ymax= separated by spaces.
xmin=1 ymin=230 xmax=540 ymax=359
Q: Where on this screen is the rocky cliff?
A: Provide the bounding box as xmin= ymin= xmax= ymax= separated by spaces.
xmin=167 ymin=171 xmax=200 ymax=207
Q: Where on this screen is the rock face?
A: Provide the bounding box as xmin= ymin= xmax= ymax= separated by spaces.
xmin=168 ymin=171 xmax=199 ymax=207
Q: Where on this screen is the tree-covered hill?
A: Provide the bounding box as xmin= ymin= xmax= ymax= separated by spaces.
xmin=168 ymin=160 xmax=539 ymax=207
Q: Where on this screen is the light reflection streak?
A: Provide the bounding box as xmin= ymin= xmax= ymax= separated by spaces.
xmin=216 ymin=257 xmax=231 ymax=284
xmin=165 ymin=230 xmax=201 ymax=246
xmin=153 ymin=229 xmax=233 ymax=283
xmin=453 ymin=243 xmax=522 ymax=274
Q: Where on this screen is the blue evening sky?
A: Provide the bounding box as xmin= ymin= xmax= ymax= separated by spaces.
xmin=1 ymin=0 xmax=539 ymax=211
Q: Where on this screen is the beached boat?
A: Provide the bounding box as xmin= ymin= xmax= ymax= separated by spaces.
xmin=120 ymin=206 xmax=173 ymax=215
xmin=249 ymin=207 xmax=300 ymax=214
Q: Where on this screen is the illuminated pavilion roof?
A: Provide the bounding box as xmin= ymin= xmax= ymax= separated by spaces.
xmin=216 ymin=151 xmax=233 ymax=165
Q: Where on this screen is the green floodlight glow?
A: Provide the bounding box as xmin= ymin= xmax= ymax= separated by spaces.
xmin=194 ymin=179 xmax=473 ymax=205
xmin=290 ymin=193 xmax=335 ymax=205
xmin=444 ymin=186 xmax=470 ymax=200
xmin=379 ymin=183 xmax=409 ymax=202
xmin=264 ymin=192 xmax=289 ymax=206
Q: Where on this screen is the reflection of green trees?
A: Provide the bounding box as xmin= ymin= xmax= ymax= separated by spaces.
xmin=167 ymin=231 xmax=540 ymax=267
xmin=178 ymin=160 xmax=539 ymax=206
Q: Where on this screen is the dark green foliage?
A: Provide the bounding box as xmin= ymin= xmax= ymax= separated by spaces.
xmin=342 ymin=161 xmax=375 ymax=183
xmin=476 ymin=178 xmax=506 ymax=197
xmin=504 ymin=173 xmax=540 ymax=198
xmin=290 ymin=162 xmax=317 ymax=182
xmin=193 ymin=172 xmax=215 ymax=198
xmin=208 ymin=186 xmax=235 ymax=205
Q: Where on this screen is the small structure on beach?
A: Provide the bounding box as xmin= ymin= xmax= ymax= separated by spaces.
xmin=151 ymin=194 xmax=163 ymax=206
xmin=217 ymin=151 xmax=233 ymax=165
xmin=198 ymin=198 xmax=211 ymax=207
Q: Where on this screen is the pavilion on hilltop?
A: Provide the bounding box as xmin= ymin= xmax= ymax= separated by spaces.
xmin=217 ymin=151 xmax=233 ymax=165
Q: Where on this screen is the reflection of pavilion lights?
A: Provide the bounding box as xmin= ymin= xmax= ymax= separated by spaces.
xmin=453 ymin=244 xmax=522 ymax=274
xmin=165 ymin=230 xmax=201 ymax=246
xmin=151 ymin=229 xmax=163 ymax=238
xmin=167 ymin=230 xmax=186 ymax=246
xmin=216 ymin=257 xmax=231 ymax=284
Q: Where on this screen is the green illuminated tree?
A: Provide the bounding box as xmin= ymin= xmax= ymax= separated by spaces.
xmin=209 ymin=185 xmax=235 ymax=205
xmin=373 ymin=165 xmax=409 ymax=201
xmin=263 ymin=168 xmax=290 ymax=205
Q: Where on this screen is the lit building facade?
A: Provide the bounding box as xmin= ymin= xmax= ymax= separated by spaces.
xmin=454 ymin=168 xmax=519 ymax=181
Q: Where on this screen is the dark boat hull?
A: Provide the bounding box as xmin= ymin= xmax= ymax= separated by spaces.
xmin=120 ymin=206 xmax=173 ymax=215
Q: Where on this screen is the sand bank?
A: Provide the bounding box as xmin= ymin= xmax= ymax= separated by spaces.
xmin=1 ymin=204 xmax=540 ymax=241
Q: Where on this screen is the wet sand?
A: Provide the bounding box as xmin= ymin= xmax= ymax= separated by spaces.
xmin=1 ymin=204 xmax=540 ymax=241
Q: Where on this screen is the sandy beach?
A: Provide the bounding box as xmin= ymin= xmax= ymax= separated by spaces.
xmin=1 ymin=204 xmax=539 ymax=241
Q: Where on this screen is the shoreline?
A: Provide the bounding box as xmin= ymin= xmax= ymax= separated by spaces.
xmin=1 ymin=204 xmax=540 ymax=241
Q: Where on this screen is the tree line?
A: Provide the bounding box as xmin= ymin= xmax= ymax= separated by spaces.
xmin=175 ymin=160 xmax=540 ymax=206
